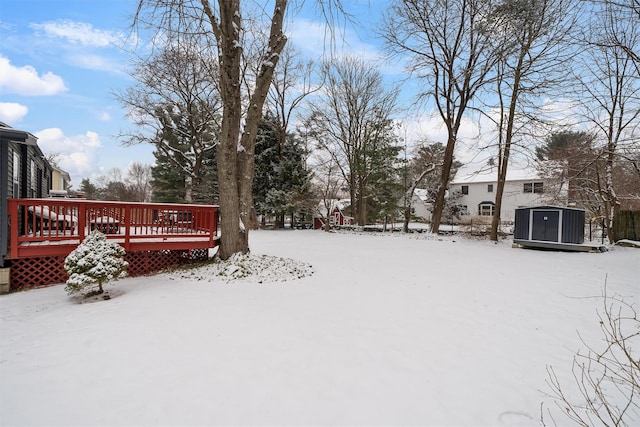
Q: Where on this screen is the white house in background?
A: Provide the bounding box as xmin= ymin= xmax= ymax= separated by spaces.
xmin=411 ymin=188 xmax=432 ymax=221
xmin=450 ymin=163 xmax=562 ymax=222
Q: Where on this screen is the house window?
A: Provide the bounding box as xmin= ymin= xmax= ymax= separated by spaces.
xmin=524 ymin=182 xmax=544 ymax=193
xmin=478 ymin=203 xmax=495 ymax=216
xmin=487 ymin=184 xmax=493 ymax=193
xmin=30 ymin=159 xmax=36 ymax=196
xmin=534 ymin=182 xmax=543 ymax=193
xmin=12 ymin=150 xmax=20 ymax=196
xmin=461 ymin=185 xmax=469 ymax=195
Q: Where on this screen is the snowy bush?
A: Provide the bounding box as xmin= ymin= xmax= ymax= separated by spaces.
xmin=169 ymin=253 xmax=313 ymax=283
xmin=64 ymin=230 xmax=128 ymax=296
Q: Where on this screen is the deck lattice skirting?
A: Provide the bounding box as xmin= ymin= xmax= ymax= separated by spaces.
xmin=10 ymin=248 xmax=209 ymax=290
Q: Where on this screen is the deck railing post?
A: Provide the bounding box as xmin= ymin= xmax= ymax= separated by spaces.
xmin=123 ymin=205 xmax=131 ymax=251
xmin=78 ymin=202 xmax=86 ymax=243
xmin=208 ymin=207 xmax=215 ymax=246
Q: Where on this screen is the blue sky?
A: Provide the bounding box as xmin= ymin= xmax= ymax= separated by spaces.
xmin=0 ymin=0 xmax=485 ymax=187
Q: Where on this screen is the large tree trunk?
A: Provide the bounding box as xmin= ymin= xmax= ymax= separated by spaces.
xmin=214 ymin=0 xmax=245 ymax=259
xmin=403 ymin=165 xmax=434 ymax=233
xmin=430 ymin=134 xmax=456 ymax=233
xmin=491 ymin=55 xmax=524 ymax=242
xmin=603 ymin=148 xmax=620 ymax=244
xmin=208 ymin=0 xmax=286 ymax=259
xmin=491 ymin=155 xmax=509 ymax=241
xmin=356 ymin=181 xmax=366 ymax=225
xmin=237 ymin=0 xmax=287 ymax=239
xmin=184 ymin=175 xmax=193 ymax=203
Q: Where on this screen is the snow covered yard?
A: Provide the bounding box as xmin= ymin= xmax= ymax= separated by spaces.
xmin=1 ymin=230 xmax=638 ymax=426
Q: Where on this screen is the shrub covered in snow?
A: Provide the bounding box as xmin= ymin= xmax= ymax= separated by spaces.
xmin=170 ymin=253 xmax=313 ymax=283
xmin=64 ymin=230 xmax=128 ymax=296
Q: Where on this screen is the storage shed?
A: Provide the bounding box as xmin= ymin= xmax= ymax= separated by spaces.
xmin=513 ymin=205 xmax=592 ymax=251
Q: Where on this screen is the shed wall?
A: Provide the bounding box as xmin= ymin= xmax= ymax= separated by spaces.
xmin=561 ymin=209 xmax=585 ymax=244
xmin=514 ymin=206 xmax=585 ymax=244
xmin=514 ymin=208 xmax=530 ymax=240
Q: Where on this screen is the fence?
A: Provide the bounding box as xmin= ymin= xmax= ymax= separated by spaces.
xmin=613 ymin=210 xmax=640 ymax=242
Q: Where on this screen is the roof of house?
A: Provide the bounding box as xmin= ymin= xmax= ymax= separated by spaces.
xmin=315 ymin=199 xmax=351 ymax=218
xmin=451 ymin=162 xmax=544 ymax=184
xmin=414 ymin=188 xmax=430 ymax=202
xmin=0 ymin=122 xmax=39 ymax=147
xmin=52 ymin=164 xmax=71 ymax=181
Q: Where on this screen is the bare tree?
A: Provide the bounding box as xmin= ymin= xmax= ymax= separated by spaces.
xmin=132 ymin=0 xmax=290 ymax=259
xmin=115 ymin=42 xmax=221 ymax=203
xmin=383 ymin=0 xmax=502 ymax=234
xmin=590 ymin=0 xmax=640 ymax=76
xmin=576 ymin=2 xmax=640 ymax=243
xmin=485 ymin=0 xmax=580 ymax=241
xmin=402 ymin=165 xmax=435 ymax=233
xmin=95 ymin=168 xmax=136 ymax=201
xmin=312 ymin=153 xmax=345 ymax=232
xmin=268 ymin=44 xmax=321 ymax=153
xmin=544 ymin=284 xmax=640 ymax=426
xmin=304 ymin=56 xmax=399 ymax=225
xmin=44 ymin=153 xmax=61 ymax=168
xmin=125 ymin=162 xmax=152 ymax=202
xmin=401 ymin=142 xmax=456 ymax=232
xmin=133 ymin=1 xmax=349 ymax=259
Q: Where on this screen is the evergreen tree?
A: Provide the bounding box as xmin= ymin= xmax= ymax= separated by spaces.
xmin=149 ymin=104 xmax=218 ymax=204
xmin=362 ymin=119 xmax=403 ymax=224
xmin=64 ymin=230 xmax=128 ymax=296
xmin=78 ymin=178 xmax=98 ymax=200
xmin=536 ymin=131 xmax=601 ymax=212
xmin=253 ymin=115 xmax=314 ymax=227
xmin=150 ymin=148 xmax=187 ymax=203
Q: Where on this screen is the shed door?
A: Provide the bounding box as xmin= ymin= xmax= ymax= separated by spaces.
xmin=532 ymin=210 xmax=560 ymax=242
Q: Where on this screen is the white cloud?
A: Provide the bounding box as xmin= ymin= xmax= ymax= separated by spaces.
xmin=67 ymin=53 xmax=125 ymax=73
xmin=288 ymin=18 xmax=384 ymax=65
xmin=35 ymin=128 xmax=102 ymax=184
xmin=0 ymin=55 xmax=68 ymax=96
xmin=0 ymin=102 xmax=29 ymax=123
xmin=398 ymin=110 xmax=497 ymax=165
xmin=30 ymin=20 xmax=126 ymax=48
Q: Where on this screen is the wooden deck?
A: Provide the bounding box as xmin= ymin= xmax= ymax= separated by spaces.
xmin=8 ymin=198 xmax=220 ymax=259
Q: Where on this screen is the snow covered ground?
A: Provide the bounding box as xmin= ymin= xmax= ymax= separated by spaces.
xmin=1 ymin=230 xmax=638 ymax=426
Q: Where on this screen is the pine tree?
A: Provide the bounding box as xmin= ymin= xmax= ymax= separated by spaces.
xmin=148 ymin=103 xmax=218 ymax=204
xmin=64 ymin=231 xmax=128 ymax=296
xmin=150 ymin=148 xmax=188 ymax=203
xmin=78 ymin=178 xmax=98 ymax=200
xmin=361 ymin=118 xmax=403 ymax=224
xmin=253 ymin=115 xmax=314 ymax=227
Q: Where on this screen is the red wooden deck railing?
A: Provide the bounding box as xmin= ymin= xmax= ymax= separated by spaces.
xmin=8 ymin=198 xmax=219 ymax=259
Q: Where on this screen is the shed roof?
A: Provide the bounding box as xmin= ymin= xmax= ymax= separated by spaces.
xmin=515 ymin=205 xmax=585 ymax=212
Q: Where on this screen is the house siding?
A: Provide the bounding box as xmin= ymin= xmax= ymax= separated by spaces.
xmin=453 ymin=179 xmax=549 ymax=221
xmin=1 ymin=124 xmax=53 ymax=267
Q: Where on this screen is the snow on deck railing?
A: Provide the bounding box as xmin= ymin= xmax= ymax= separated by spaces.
xmin=8 ymin=198 xmax=219 ymax=259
